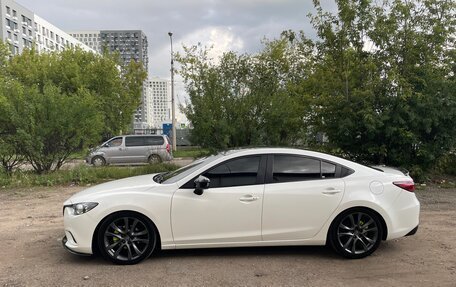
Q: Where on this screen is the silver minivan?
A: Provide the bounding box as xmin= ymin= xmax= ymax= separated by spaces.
xmin=86 ymin=135 xmax=173 ymax=166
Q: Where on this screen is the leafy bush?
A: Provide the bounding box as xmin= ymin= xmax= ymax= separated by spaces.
xmin=0 ymin=43 xmax=147 ymax=174
xmin=0 ymin=164 xmax=179 ymax=188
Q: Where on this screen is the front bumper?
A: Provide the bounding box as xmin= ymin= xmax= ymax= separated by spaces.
xmin=63 ymin=206 xmax=98 ymax=254
xmin=62 ymin=236 xmax=91 ymax=256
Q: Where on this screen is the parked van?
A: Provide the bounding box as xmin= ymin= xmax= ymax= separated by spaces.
xmin=86 ymin=135 xmax=173 ymax=166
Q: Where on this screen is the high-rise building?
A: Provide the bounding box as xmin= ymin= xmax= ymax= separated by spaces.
xmin=145 ymin=78 xmax=170 ymax=129
xmin=69 ymin=30 xmax=148 ymax=71
xmin=69 ymin=30 xmax=150 ymax=130
xmin=0 ymin=0 xmax=95 ymax=55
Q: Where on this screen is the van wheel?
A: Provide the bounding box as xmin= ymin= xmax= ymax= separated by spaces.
xmin=92 ymin=156 xmax=106 ymax=167
xmin=148 ymin=155 xmax=162 ymax=164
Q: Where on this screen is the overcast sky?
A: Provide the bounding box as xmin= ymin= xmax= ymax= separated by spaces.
xmin=16 ymin=0 xmax=335 ymax=121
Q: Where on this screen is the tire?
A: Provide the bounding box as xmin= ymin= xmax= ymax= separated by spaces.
xmin=148 ymin=154 xmax=162 ymax=164
xmin=328 ymin=208 xmax=383 ymax=259
xmin=97 ymin=211 xmax=157 ymax=265
xmin=91 ymin=156 xmax=106 ymax=167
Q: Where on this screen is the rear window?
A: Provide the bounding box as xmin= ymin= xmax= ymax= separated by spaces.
xmin=144 ymin=136 xmax=164 ymax=146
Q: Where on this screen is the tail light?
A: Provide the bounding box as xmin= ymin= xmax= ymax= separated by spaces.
xmin=166 ymin=143 xmax=170 ymax=153
xmin=393 ymin=180 xmax=415 ymax=192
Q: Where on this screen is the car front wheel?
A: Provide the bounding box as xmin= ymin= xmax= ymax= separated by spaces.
xmin=97 ymin=212 xmax=157 ymax=265
xmin=328 ymin=208 xmax=383 ymax=259
xmin=91 ymin=156 xmax=106 ymax=167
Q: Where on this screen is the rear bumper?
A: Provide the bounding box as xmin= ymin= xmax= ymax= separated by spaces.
xmin=405 ymin=225 xmax=418 ymax=236
xmin=386 ymin=191 xmax=420 ymax=240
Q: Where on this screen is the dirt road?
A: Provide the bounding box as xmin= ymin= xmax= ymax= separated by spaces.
xmin=0 ymin=186 xmax=455 ymax=286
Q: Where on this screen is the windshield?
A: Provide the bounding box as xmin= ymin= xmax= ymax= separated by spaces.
xmin=156 ymin=154 xmax=223 ymax=184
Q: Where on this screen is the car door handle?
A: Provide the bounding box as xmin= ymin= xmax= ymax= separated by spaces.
xmin=322 ymin=188 xmax=342 ymax=195
xmin=239 ymin=195 xmax=259 ymax=202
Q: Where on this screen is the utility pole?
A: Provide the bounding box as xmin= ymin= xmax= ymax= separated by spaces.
xmin=168 ymin=32 xmax=177 ymax=151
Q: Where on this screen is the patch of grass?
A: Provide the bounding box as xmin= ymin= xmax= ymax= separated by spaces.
xmin=0 ymin=163 xmax=179 ymax=189
xmin=173 ymin=148 xmax=211 ymax=158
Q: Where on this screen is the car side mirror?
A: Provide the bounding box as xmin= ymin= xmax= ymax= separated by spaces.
xmin=103 ymin=144 xmax=109 ymax=148
xmin=194 ymin=175 xmax=210 ymax=195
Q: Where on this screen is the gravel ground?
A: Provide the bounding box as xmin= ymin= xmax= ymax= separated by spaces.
xmin=0 ymin=185 xmax=455 ymax=287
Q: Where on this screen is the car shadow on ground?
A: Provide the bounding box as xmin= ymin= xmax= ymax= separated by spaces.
xmin=154 ymin=245 xmax=337 ymax=259
xmin=60 ymin=245 xmax=340 ymax=266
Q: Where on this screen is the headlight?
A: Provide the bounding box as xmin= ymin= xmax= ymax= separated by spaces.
xmin=65 ymin=202 xmax=98 ymax=216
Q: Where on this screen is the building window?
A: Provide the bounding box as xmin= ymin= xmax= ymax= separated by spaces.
xmin=7 ymin=31 xmax=12 ymax=39
xmin=6 ymin=6 xmax=11 ymax=15
xmin=13 ymin=10 xmax=17 ymax=17
xmin=6 ymin=18 xmax=11 ymax=28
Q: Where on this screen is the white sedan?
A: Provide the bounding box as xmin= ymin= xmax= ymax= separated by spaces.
xmin=62 ymin=148 xmax=420 ymax=264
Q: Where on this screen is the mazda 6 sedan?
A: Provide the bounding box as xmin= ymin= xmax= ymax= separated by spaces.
xmin=62 ymin=148 xmax=420 ymax=264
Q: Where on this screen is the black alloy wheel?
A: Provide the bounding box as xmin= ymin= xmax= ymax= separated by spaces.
xmin=98 ymin=212 xmax=156 ymax=264
xmin=329 ymin=208 xmax=382 ymax=259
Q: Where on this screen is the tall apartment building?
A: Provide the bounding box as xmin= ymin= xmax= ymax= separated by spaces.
xmin=145 ymin=78 xmax=170 ymax=129
xmin=0 ymin=0 xmax=94 ymax=55
xmin=69 ymin=30 xmax=150 ymax=130
xmin=69 ymin=30 xmax=148 ymax=71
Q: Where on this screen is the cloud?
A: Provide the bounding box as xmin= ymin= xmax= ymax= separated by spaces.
xmin=180 ymin=27 xmax=244 ymax=61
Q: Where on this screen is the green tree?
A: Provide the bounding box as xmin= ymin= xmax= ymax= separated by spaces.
xmin=7 ymin=48 xmax=146 ymax=139
xmin=0 ymin=44 xmax=146 ymax=173
xmin=177 ymin=33 xmax=314 ymax=149
xmin=17 ymin=84 xmax=103 ymax=173
xmin=309 ymin=0 xmax=456 ymax=171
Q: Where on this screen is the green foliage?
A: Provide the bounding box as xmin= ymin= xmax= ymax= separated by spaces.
xmin=308 ymin=0 xmax=456 ymax=169
xmin=0 ymin=43 xmax=147 ymax=174
xmin=173 ymin=147 xmax=211 ymax=158
xmin=177 ymin=0 xmax=456 ymax=172
xmin=177 ymin=33 xmax=313 ymax=149
xmin=6 ymin=47 xmax=147 ymax=138
xmin=0 ymin=163 xmax=179 ymax=188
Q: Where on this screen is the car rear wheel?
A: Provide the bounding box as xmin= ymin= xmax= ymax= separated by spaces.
xmin=91 ymin=156 xmax=106 ymax=167
xmin=148 ymin=154 xmax=162 ymax=164
xmin=97 ymin=212 xmax=157 ymax=265
xmin=328 ymin=208 xmax=382 ymax=259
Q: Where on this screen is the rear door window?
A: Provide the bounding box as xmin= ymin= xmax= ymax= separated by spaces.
xmin=321 ymin=161 xmax=336 ymax=178
xmin=125 ymin=137 xmax=145 ymax=147
xmin=272 ymin=155 xmax=351 ymax=183
xmin=273 ymin=155 xmax=321 ymax=182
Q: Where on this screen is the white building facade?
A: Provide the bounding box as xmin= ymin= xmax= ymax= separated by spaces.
xmin=145 ymin=78 xmax=170 ymax=129
xmin=0 ymin=0 xmax=94 ymax=55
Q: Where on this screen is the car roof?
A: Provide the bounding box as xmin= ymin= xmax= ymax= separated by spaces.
xmin=121 ymin=134 xmax=164 ymax=137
